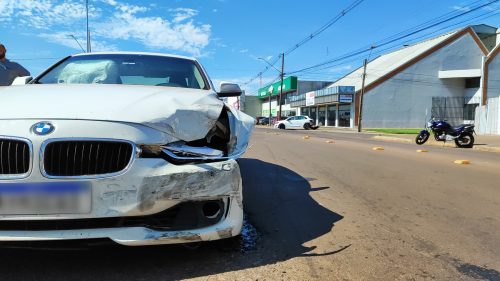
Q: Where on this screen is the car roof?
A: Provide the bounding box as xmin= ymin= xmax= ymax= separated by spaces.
xmin=71 ymin=52 xmax=196 ymax=61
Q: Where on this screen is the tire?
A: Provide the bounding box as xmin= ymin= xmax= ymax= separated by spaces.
xmin=455 ymin=132 xmax=474 ymax=148
xmin=303 ymin=123 xmax=311 ymax=130
xmin=278 ymin=124 xmax=286 ymax=130
xmin=415 ymin=131 xmax=430 ymax=145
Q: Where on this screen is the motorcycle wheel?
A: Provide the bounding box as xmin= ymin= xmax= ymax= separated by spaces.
xmin=455 ymin=132 xmax=474 ymax=148
xmin=415 ymin=131 xmax=430 ymax=145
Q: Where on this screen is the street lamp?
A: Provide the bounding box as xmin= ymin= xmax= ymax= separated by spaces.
xmin=68 ymin=35 xmax=86 ymax=53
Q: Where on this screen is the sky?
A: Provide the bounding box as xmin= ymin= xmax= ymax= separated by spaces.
xmin=0 ymin=0 xmax=499 ymax=95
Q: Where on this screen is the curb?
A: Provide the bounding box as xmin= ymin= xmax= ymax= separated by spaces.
xmin=372 ymin=135 xmax=500 ymax=153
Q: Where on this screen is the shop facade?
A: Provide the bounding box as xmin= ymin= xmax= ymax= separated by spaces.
xmin=290 ymin=86 xmax=355 ymax=127
xmin=258 ymin=76 xmax=332 ymax=119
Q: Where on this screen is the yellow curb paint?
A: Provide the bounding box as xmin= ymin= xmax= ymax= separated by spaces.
xmin=303 ymin=136 xmax=311 ymax=140
xmin=416 ymin=149 xmax=428 ymax=153
xmin=326 ymin=140 xmax=335 ymax=144
xmin=454 ymin=160 xmax=471 ymax=165
xmin=372 ymin=147 xmax=384 ymax=151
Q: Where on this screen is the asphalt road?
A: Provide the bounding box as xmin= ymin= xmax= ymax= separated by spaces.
xmin=0 ymin=127 xmax=499 ymax=280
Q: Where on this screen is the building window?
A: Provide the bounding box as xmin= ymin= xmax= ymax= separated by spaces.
xmin=301 ymin=107 xmax=310 ymax=117
xmin=464 ymin=104 xmax=478 ymax=121
xmin=465 ymin=77 xmax=480 ymax=88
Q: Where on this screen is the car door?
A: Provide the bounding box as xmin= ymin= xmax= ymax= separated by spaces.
xmin=290 ymin=116 xmax=304 ymax=129
xmin=293 ymin=116 xmax=306 ymax=128
xmin=285 ymin=117 xmax=296 ymax=128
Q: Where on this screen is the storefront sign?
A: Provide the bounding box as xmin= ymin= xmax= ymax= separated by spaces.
xmin=339 ymin=94 xmax=353 ymax=103
xmin=258 ymin=76 xmax=298 ymax=99
xmin=306 ymin=92 xmax=315 ymax=106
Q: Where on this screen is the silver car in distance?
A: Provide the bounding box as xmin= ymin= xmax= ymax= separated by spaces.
xmin=0 ymin=52 xmax=254 ymax=246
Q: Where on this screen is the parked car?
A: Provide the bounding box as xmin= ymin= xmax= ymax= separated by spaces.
xmin=3 ymin=52 xmax=254 ymax=246
xmin=274 ymin=115 xmax=318 ymax=130
xmin=258 ymin=117 xmax=270 ymax=125
xmin=256 ymin=117 xmax=268 ymax=125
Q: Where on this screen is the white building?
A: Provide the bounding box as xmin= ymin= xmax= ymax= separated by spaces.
xmin=479 ymin=41 xmax=500 ymax=134
xmin=312 ymin=24 xmax=500 ymax=134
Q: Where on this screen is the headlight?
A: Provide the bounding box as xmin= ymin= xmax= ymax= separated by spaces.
xmin=140 ymin=141 xmax=245 ymax=164
xmin=162 ymin=142 xmax=224 ymax=159
xmin=427 ymin=121 xmax=433 ymax=127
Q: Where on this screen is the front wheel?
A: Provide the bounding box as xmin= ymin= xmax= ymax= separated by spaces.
xmin=303 ymin=123 xmax=311 ymax=130
xmin=455 ymin=132 xmax=474 ymax=148
xmin=278 ymin=123 xmax=286 ymax=130
xmin=415 ymin=131 xmax=430 ymax=145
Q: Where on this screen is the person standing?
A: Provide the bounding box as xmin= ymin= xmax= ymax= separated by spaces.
xmin=0 ymin=44 xmax=30 ymax=86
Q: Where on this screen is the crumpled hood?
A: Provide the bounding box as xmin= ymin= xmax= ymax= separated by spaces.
xmin=0 ymin=84 xmax=224 ymax=141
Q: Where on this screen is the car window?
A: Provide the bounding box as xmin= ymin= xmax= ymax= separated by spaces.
xmin=36 ymin=54 xmax=208 ymax=90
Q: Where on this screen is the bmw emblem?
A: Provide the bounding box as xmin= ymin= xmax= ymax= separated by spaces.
xmin=32 ymin=122 xmax=55 ymax=136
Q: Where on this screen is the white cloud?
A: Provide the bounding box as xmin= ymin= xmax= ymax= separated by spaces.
xmin=170 ymin=8 xmax=198 ymax=23
xmin=239 ymin=49 xmax=249 ymax=53
xmin=0 ymin=0 xmax=94 ymax=28
xmin=0 ymin=0 xmax=211 ymax=56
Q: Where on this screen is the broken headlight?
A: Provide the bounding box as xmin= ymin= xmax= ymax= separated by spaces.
xmin=139 ymin=107 xmax=244 ymax=164
xmin=140 ymin=141 xmax=243 ymax=164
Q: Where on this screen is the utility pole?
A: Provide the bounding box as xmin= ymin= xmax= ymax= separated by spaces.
xmin=86 ymin=0 xmax=91 ymax=53
xmin=268 ymin=86 xmax=272 ymax=127
xmin=278 ymin=53 xmax=285 ymax=121
xmin=357 ymin=59 xmax=368 ymax=132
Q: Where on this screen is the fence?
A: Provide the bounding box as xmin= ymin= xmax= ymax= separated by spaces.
xmin=431 ymin=97 xmax=464 ymax=126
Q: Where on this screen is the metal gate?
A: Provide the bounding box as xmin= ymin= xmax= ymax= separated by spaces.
xmin=431 ymin=97 xmax=464 ymax=126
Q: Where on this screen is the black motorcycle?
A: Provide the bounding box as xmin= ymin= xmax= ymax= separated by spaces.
xmin=416 ymin=118 xmax=475 ymax=148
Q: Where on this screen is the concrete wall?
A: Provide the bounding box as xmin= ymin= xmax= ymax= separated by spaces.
xmin=297 ymin=81 xmax=332 ymax=95
xmin=243 ymin=96 xmax=263 ymax=118
xmin=487 ymin=50 xmax=500 ymax=100
xmin=362 ymin=33 xmax=485 ymax=128
xmin=482 ymin=48 xmax=500 ymax=134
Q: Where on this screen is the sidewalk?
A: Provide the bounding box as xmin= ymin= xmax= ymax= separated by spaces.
xmin=372 ymin=133 xmax=500 ymax=153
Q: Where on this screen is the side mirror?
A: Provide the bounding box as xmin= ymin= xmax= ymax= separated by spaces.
xmin=11 ymin=76 xmax=33 ymax=85
xmin=218 ymin=82 xmax=242 ymax=97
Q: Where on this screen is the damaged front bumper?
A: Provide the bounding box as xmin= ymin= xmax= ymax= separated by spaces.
xmin=0 ymin=159 xmax=243 ymax=246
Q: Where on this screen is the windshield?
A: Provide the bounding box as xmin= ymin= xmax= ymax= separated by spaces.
xmin=35 ymin=54 xmax=208 ymax=90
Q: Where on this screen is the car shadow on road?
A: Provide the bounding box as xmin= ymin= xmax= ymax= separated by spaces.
xmin=0 ymin=158 xmax=343 ymax=281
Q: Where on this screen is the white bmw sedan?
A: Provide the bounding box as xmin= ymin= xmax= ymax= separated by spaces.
xmin=0 ymin=52 xmax=254 ymax=246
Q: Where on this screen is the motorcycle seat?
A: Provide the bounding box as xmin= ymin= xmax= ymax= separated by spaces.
xmin=452 ymin=124 xmax=474 ymax=132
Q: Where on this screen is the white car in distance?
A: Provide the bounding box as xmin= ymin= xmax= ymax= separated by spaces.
xmin=274 ymin=115 xmax=317 ymax=130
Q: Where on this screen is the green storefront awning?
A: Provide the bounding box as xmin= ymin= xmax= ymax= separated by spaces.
xmin=257 ymin=76 xmax=298 ymax=99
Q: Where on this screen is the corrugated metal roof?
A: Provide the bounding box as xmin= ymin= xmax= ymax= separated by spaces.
xmin=327 ymin=30 xmax=460 ymax=91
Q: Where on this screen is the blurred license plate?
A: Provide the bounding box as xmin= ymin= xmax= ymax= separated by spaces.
xmin=0 ymin=182 xmax=91 ymax=215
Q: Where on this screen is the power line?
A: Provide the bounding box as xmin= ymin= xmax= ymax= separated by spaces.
xmin=288 ymin=0 xmax=499 ymax=75
xmin=283 ymin=0 xmax=365 ymax=56
xmin=242 ymin=0 xmax=365 ymax=86
xmin=292 ymin=8 xmax=500 ymax=83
